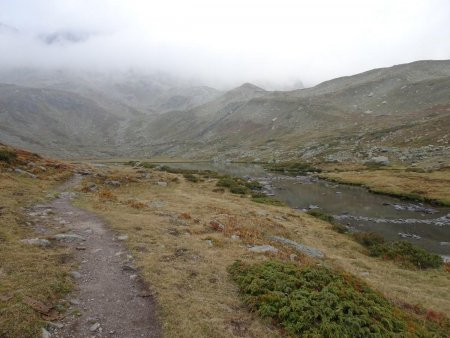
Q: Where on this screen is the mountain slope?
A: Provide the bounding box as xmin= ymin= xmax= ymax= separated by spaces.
xmin=0 ymin=60 xmax=448 ymax=165
xmin=0 ymin=84 xmax=123 ymax=157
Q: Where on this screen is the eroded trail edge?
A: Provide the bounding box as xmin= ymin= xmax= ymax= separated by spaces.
xmin=41 ymin=175 xmax=160 ymax=337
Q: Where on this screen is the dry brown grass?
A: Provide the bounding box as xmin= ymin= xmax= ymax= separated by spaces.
xmin=320 ymin=169 xmax=450 ymax=205
xmin=74 ymin=166 xmax=450 ymax=337
xmin=0 ymin=151 xmax=74 ymax=338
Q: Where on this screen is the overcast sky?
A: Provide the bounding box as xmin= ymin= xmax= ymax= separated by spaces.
xmin=0 ymin=0 xmax=449 ymax=88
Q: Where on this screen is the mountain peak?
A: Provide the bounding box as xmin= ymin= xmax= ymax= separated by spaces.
xmin=238 ymin=83 xmax=266 ymax=91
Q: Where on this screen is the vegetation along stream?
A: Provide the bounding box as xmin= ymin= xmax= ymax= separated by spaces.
xmin=155 ymin=162 xmax=450 ymax=259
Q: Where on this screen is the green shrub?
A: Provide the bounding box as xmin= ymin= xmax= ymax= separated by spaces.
xmin=244 ymin=180 xmax=262 ymax=190
xmin=0 ymin=149 xmax=17 ymax=164
xmin=141 ymin=162 xmax=157 ymax=169
xmin=183 ymin=173 xmax=199 ymax=183
xmin=216 ymin=177 xmax=236 ymax=188
xmin=369 ymin=241 xmax=443 ymax=269
xmin=353 ymin=231 xmax=386 ymax=247
xmin=251 ymin=196 xmax=285 ymax=206
xmin=264 ymin=161 xmax=321 ymax=174
xmin=331 ymin=223 xmax=348 ymax=233
xmin=307 ymin=210 xmax=348 ymax=233
xmin=306 ymin=210 xmax=334 ymax=223
xmin=228 ymin=260 xmax=441 ymax=337
xmin=229 ymin=184 xmax=249 ymax=195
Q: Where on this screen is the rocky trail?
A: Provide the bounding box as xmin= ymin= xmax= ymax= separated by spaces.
xmin=26 ymin=175 xmax=160 ymax=338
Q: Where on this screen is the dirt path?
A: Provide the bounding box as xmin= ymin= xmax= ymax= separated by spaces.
xmin=36 ymin=175 xmax=160 ymax=337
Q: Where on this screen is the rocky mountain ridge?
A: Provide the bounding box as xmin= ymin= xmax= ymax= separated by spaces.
xmin=0 ymin=60 xmax=449 ymax=166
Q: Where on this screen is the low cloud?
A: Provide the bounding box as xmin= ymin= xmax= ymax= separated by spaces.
xmin=0 ymin=0 xmax=449 ymax=89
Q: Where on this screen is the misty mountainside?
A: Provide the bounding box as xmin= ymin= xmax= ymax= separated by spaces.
xmin=128 ymin=60 xmax=450 ymax=165
xmin=0 ymin=69 xmax=221 ymax=116
xmin=0 ymin=60 xmax=449 ymax=165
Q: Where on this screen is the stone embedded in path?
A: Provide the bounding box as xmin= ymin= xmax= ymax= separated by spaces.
xmin=41 ymin=327 xmax=51 ymax=338
xmin=249 ymin=245 xmax=279 ymax=253
xmin=20 ymin=238 xmax=51 ymax=247
xmin=105 ymin=180 xmax=121 ymax=187
xmin=269 ymin=236 xmax=324 ymax=258
xmin=89 ymin=322 xmax=100 ymax=332
xmin=117 ymin=235 xmax=129 ymax=241
xmin=53 ymin=233 xmax=85 ymax=242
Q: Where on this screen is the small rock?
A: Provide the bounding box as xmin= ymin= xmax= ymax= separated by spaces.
xmin=289 ymin=254 xmax=298 ymax=261
xmin=122 ymin=264 xmax=137 ymax=273
xmin=360 ymin=271 xmax=370 ymax=277
xmin=53 ymin=234 xmax=85 ymax=242
xmin=117 ymin=235 xmax=128 ymax=241
xmin=269 ymin=236 xmax=324 ymax=258
xmin=367 ymin=156 xmax=390 ymax=166
xmin=210 ymin=220 xmax=224 ymax=232
xmin=20 ymin=238 xmax=51 ymax=247
xmin=157 ymin=181 xmax=167 ymax=187
xmin=41 ymin=327 xmax=51 ymax=338
xmin=231 ymin=235 xmax=240 ymax=241
xmin=205 ymin=240 xmax=213 ymax=246
xmin=249 ymin=245 xmax=279 ymax=253
xmin=70 ymin=271 xmax=82 ymax=279
xmin=47 ymin=322 xmax=64 ymax=329
xmin=89 ymin=322 xmax=100 ymax=332
xmin=15 ymin=168 xmax=37 ymax=178
xmin=69 ymin=299 xmax=80 ymax=305
xmin=105 ymin=180 xmax=121 ymax=187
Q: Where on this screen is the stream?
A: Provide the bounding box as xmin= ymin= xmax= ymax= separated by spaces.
xmin=157 ymin=162 xmax=450 ymax=258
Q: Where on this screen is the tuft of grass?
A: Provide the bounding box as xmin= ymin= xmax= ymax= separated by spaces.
xmin=183 ymin=173 xmax=199 ymax=183
xmin=97 ymin=188 xmax=118 ymax=202
xmin=228 ymin=260 xmax=448 ymax=337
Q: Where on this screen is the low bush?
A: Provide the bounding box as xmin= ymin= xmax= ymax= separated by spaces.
xmin=251 ymin=196 xmax=285 ymax=206
xmin=307 ymin=210 xmax=347 ymax=233
xmin=353 ymin=231 xmax=386 ymax=247
xmin=353 ymin=232 xmax=443 ymax=269
xmin=306 ymin=210 xmax=334 ymax=223
xmin=183 ymin=173 xmax=199 ymax=183
xmin=229 ymin=184 xmax=249 ymax=195
xmin=141 ymin=162 xmax=157 ymax=169
xmin=369 ymin=241 xmax=443 ymax=269
xmin=244 ymin=180 xmax=262 ymax=190
xmin=216 ymin=177 xmax=236 ymax=188
xmin=0 ymin=149 xmax=17 ymax=164
xmin=228 ymin=260 xmax=446 ymax=337
xmin=264 ymin=161 xmax=321 ymax=174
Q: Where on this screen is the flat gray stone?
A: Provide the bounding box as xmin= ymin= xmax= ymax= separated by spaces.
xmin=269 ymin=236 xmax=324 ymax=258
xmin=249 ymin=245 xmax=278 ymax=253
xmin=20 ymin=238 xmax=51 ymax=247
xmin=54 ymin=234 xmax=85 ymax=242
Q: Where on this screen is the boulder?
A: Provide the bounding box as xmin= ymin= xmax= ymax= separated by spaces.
xmin=249 ymin=245 xmax=278 ymax=253
xmin=367 ymin=156 xmax=390 ymax=166
xmin=269 ymin=236 xmax=324 ymax=258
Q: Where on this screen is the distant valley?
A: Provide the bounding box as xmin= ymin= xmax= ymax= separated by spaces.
xmin=0 ymin=60 xmax=449 ymax=168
